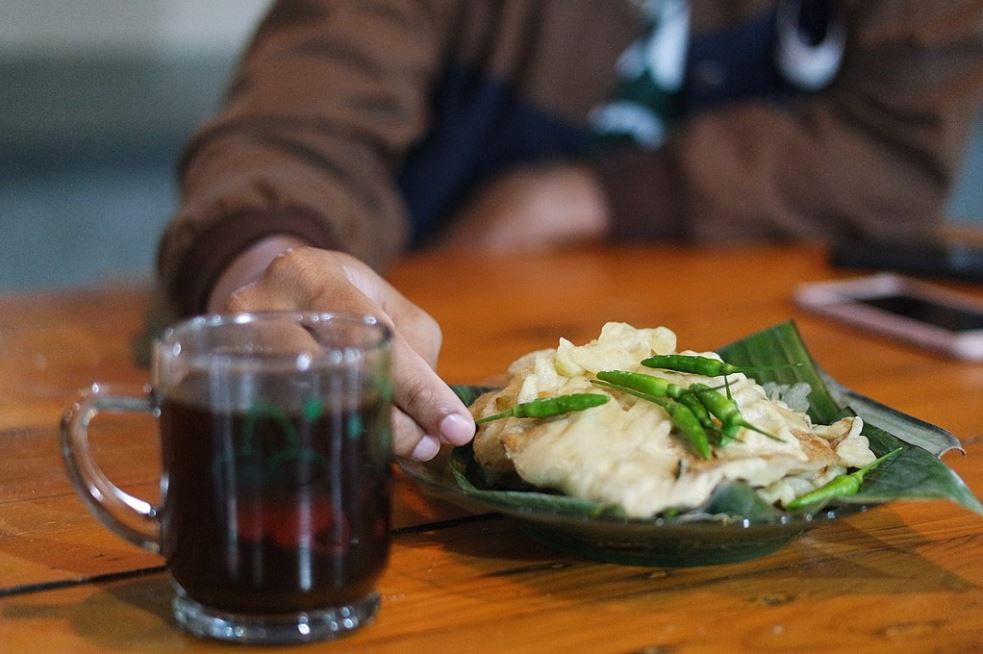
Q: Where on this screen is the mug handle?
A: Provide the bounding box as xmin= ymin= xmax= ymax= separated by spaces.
xmin=60 ymin=383 xmax=160 ymax=553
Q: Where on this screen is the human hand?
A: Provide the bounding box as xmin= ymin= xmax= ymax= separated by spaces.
xmin=436 ymin=163 xmax=610 ymax=253
xmin=209 ymin=242 xmax=475 ymax=461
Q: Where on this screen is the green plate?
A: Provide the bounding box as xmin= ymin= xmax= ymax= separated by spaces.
xmin=399 ymin=452 xmax=869 ymax=566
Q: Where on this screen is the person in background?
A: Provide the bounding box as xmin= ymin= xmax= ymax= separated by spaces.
xmin=157 ymin=0 xmax=983 ymax=461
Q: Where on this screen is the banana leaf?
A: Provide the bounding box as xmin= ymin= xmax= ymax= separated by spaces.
xmin=717 ymin=321 xmax=981 ymax=514
xmin=447 ymin=321 xmax=982 ymax=521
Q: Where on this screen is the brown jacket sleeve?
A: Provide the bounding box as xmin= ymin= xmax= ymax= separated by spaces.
xmin=157 ymin=0 xmax=452 ymax=316
xmin=595 ymin=0 xmax=983 ymax=245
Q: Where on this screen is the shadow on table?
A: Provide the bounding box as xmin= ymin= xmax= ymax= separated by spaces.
xmin=395 ymin=505 xmax=978 ymax=605
xmin=2 ymin=575 xmax=185 ymax=652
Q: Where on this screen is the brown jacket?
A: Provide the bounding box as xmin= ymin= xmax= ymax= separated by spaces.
xmin=158 ymin=0 xmax=983 ymax=316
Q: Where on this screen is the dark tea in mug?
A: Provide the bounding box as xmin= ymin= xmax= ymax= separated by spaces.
xmin=61 ymin=312 xmax=394 ymax=644
xmin=160 ymin=371 xmax=392 ymax=616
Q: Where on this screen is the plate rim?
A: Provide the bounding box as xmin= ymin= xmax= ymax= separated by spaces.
xmin=397 ymin=453 xmax=872 ymax=532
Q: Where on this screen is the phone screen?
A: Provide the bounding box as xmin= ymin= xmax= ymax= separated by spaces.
xmin=858 ymin=294 xmax=983 ymax=333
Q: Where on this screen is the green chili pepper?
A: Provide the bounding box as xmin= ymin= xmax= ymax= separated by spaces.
xmin=640 ymin=354 xmax=800 ymax=382
xmin=640 ymin=354 xmax=746 ymax=399
xmin=595 ymin=370 xmax=728 ymax=438
xmin=787 ymin=447 xmax=904 ymax=510
xmin=641 ymin=354 xmax=746 ymax=377
xmin=678 ymin=392 xmax=715 ymax=430
xmin=591 ymin=380 xmax=711 ymax=459
xmin=688 ymin=383 xmax=777 ymax=441
xmin=475 ymin=392 xmax=610 ymax=425
xmin=718 ymin=422 xmax=744 ymax=445
xmin=657 ymin=398 xmax=712 ymax=460
xmin=595 ymin=370 xmax=688 ymax=398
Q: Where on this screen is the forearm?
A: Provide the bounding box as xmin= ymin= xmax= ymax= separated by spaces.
xmin=157 ymin=0 xmax=451 ymax=316
xmin=206 ymin=234 xmax=310 ymax=313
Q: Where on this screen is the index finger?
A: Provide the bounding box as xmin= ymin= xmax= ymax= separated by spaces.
xmin=387 ymin=328 xmax=475 ymax=448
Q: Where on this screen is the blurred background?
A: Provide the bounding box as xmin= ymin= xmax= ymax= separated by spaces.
xmin=0 ymin=0 xmax=269 ymax=292
xmin=1 ymin=0 xmax=981 ymax=292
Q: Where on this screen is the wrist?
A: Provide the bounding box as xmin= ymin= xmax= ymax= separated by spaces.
xmin=207 ymin=235 xmax=308 ymax=312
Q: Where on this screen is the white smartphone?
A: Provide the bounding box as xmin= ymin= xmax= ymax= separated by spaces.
xmin=794 ymin=273 xmax=983 ymax=361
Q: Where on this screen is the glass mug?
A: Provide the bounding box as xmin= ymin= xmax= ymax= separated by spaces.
xmin=61 ymin=312 xmax=393 ymax=644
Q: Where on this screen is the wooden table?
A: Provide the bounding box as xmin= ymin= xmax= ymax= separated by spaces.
xmin=1 ymin=245 xmax=981 ymax=652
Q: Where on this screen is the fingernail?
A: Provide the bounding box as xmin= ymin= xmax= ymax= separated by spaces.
xmin=440 ymin=413 xmax=475 ymax=445
xmin=411 ymin=435 xmax=441 ymax=461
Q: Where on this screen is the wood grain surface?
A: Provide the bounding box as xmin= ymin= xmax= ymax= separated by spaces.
xmin=1 ymin=245 xmax=981 ymax=653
